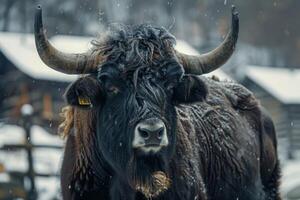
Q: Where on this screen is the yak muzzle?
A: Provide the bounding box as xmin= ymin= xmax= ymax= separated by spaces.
xmin=132 ymin=118 xmax=168 ymax=153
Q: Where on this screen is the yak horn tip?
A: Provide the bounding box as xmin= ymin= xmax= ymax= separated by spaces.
xmin=34 ymin=4 xmax=44 ymax=33
xmin=35 ymin=4 xmax=42 ymax=21
xmin=36 ymin=4 xmax=42 ymax=9
xmin=35 ymin=4 xmax=42 ymax=19
xmin=230 ymin=5 xmax=239 ymax=39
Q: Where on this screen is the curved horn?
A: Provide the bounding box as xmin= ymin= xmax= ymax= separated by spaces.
xmin=177 ymin=5 xmax=239 ymax=75
xmin=34 ymin=5 xmax=102 ymax=74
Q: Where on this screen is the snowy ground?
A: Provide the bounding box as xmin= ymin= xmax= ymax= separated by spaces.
xmin=0 ymin=124 xmax=64 ymax=200
xmin=281 ymin=159 xmax=300 ymax=199
xmin=0 ymin=124 xmax=300 ymax=199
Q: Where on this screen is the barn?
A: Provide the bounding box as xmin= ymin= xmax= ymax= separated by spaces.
xmin=242 ymin=65 xmax=300 ymax=159
xmin=0 ymin=32 xmax=79 ymax=132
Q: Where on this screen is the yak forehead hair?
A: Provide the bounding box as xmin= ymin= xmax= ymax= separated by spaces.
xmin=91 ymin=23 xmax=177 ymax=70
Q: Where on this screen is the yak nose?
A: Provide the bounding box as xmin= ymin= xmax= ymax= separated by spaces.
xmin=132 ymin=118 xmax=168 ymax=153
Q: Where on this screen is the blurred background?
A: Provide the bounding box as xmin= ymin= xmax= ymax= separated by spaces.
xmin=0 ymin=0 xmax=299 ymax=199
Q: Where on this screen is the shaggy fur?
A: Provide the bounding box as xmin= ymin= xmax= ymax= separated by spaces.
xmin=59 ymin=24 xmax=281 ymax=200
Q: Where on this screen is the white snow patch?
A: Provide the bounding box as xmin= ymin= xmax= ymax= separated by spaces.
xmin=36 ymin=177 xmax=61 ymax=200
xmin=0 ymin=32 xmax=78 ymax=82
xmin=246 ymin=66 xmax=300 ymax=104
xmin=0 ymin=124 xmax=64 ymax=199
xmin=281 ymin=160 xmax=300 ymax=198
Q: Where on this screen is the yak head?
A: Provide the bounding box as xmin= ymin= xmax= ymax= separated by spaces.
xmin=34 ymin=5 xmax=238 ymax=197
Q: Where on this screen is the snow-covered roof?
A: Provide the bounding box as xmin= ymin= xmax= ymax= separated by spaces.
xmin=0 ymin=32 xmax=78 ymax=82
xmin=246 ymin=65 xmax=300 ymax=104
xmin=0 ymin=32 xmax=231 ymax=82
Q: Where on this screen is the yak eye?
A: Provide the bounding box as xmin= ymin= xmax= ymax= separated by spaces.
xmin=107 ymin=85 xmax=119 ymax=95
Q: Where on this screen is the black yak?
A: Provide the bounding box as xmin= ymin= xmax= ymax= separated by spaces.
xmin=34 ymin=5 xmax=281 ymax=200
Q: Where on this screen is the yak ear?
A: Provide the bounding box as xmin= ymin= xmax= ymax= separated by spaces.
xmin=64 ymin=76 xmax=103 ymax=109
xmin=173 ymin=75 xmax=208 ymax=104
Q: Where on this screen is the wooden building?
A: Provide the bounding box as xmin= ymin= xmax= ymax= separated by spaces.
xmin=0 ymin=32 xmax=82 ymax=132
xmin=242 ymin=66 xmax=300 ymax=159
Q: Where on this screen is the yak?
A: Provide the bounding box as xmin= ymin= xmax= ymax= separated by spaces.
xmin=34 ymin=5 xmax=281 ymax=200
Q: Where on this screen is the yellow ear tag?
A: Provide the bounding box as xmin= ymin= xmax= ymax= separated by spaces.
xmin=78 ymin=96 xmax=91 ymax=106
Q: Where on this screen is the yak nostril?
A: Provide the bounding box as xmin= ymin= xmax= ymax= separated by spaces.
xmin=138 ymin=126 xmax=165 ymax=141
xmin=138 ymin=127 xmax=150 ymax=139
xmin=157 ymin=128 xmax=164 ymax=139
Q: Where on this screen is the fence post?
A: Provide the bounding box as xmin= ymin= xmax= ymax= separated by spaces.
xmin=21 ymin=104 xmax=37 ymax=200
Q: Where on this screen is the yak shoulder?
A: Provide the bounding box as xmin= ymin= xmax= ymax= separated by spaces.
xmin=203 ymin=76 xmax=259 ymax=111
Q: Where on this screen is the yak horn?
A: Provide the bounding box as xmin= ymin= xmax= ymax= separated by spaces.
xmin=34 ymin=5 xmax=102 ymax=74
xmin=177 ymin=5 xmax=239 ymax=75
